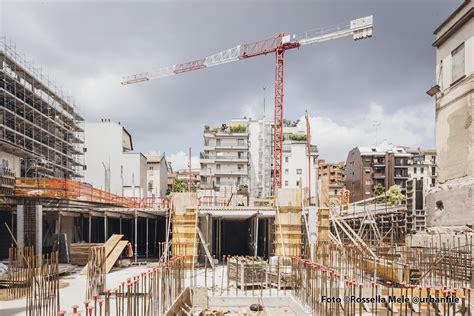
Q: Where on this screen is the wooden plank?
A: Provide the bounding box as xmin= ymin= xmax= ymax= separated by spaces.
xmin=105 ymin=240 xmax=128 ymax=273
xmin=81 ymin=234 xmax=124 ymax=274
xmin=196 ymin=226 xmax=214 ymax=268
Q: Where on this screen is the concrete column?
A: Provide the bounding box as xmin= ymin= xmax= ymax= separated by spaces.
xmin=134 ymin=211 xmax=138 ymax=263
xmin=308 ymin=206 xmax=317 ymax=261
xmin=146 ymin=217 xmax=149 ymax=261
xmin=104 ymin=214 xmax=108 ymax=242
xmin=88 ymin=213 xmax=92 ymax=243
xmin=16 ymin=205 xmax=24 ymax=247
xmin=254 ymin=215 xmax=259 ymax=257
xmin=35 ymin=204 xmax=42 ymax=261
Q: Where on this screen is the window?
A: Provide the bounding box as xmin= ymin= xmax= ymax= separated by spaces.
xmin=452 ymin=43 xmax=465 ymax=82
xmin=216 ymin=177 xmax=220 ymax=185
xmin=285 ymin=169 xmax=289 ymax=175
xmin=237 ymin=164 xmax=243 ymax=170
xmin=285 ymin=157 xmax=289 ymax=163
xmin=296 ymin=180 xmax=300 ymax=186
xmin=216 ymin=164 xmax=221 ymax=170
xmin=83 ymin=165 xmax=87 ymax=170
xmin=414 ymin=167 xmax=417 ymax=174
xmin=296 ymin=169 xmax=302 ymax=175
xmin=83 ymin=147 xmax=87 ymax=153
xmin=285 ymin=180 xmax=288 ymax=187
xmin=216 ymin=139 xmax=221 ymax=146
xmin=365 ymin=180 xmax=371 ymax=185
xmin=149 ymin=166 xmax=154 ymax=170
xmin=420 ymin=167 xmax=424 ymax=173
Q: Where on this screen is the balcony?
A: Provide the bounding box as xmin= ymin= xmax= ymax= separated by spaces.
xmin=214 ymin=169 xmax=247 ymax=176
xmin=394 ymin=174 xmax=409 ymax=179
xmin=215 ymin=142 xmax=248 ymax=149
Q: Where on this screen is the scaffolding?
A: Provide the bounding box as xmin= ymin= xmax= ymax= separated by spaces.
xmin=0 ymin=37 xmax=84 ymax=179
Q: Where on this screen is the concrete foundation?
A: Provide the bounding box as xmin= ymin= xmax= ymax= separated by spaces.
xmin=426 ymin=176 xmax=474 ymax=227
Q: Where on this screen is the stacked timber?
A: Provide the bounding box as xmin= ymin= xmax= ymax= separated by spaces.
xmin=70 ymin=243 xmax=102 ymax=265
xmin=228 ymin=257 xmax=266 ymax=288
xmin=77 ymin=234 xmax=130 ymax=274
xmin=171 ymin=193 xmax=199 ymax=268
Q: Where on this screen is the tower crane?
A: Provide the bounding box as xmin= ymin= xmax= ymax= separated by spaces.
xmin=122 ymin=16 xmax=373 ymax=193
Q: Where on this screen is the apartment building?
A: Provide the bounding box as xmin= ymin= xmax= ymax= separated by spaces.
xmin=200 ymin=117 xmax=318 ymax=201
xmin=0 ymin=39 xmax=84 ymax=179
xmin=175 ymin=169 xmax=201 ymax=191
xmin=281 ymin=124 xmax=319 ymax=200
xmin=83 ymin=120 xmax=147 ymax=198
xmin=344 ymin=146 xmax=411 ymax=202
xmin=248 ymin=119 xmax=273 ymax=198
xmin=200 ymin=119 xmax=250 ymax=198
xmin=318 ymin=160 xmax=345 ymax=199
xmin=146 ymin=154 xmax=169 ymax=198
xmin=403 ymin=147 xmax=437 ymax=232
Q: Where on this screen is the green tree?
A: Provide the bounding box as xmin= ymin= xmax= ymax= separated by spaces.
xmin=386 ymin=185 xmax=405 ymax=205
xmin=373 ymin=183 xmax=385 ymax=203
xmin=172 ymin=178 xmax=187 ymax=193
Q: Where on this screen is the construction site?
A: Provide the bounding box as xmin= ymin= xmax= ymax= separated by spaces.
xmin=1 ymin=0 xmax=474 ymax=315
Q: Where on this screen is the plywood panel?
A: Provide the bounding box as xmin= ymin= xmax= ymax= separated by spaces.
xmin=105 ymin=240 xmax=128 ymax=273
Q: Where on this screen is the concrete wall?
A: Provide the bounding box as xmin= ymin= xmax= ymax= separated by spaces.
xmin=426 ymin=1 xmax=474 ymax=228
xmin=426 ymin=177 xmax=474 ymax=227
xmin=434 ymin=4 xmax=473 ymax=182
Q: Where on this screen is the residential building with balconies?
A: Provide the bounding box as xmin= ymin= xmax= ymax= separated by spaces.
xmin=402 ymin=147 xmax=437 ymax=232
xmin=200 ymin=119 xmax=250 ymax=197
xmin=318 ymin=160 xmax=345 ymax=199
xmin=344 ymin=146 xmax=411 ymax=202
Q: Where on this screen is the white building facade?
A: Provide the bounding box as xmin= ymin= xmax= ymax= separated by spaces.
xmin=200 ymin=119 xmax=250 ymax=195
xmin=83 ymin=121 xmax=147 ymax=198
xmin=200 ymin=116 xmax=318 ymax=202
xmin=281 ymin=124 xmax=319 ymax=200
xmin=426 ymin=0 xmax=474 ymax=227
xmin=146 ymin=155 xmax=169 ymax=198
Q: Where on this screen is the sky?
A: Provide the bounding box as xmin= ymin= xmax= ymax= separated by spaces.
xmin=0 ymin=0 xmax=461 ymax=170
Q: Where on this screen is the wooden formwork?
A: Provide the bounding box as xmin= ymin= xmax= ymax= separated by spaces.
xmin=274 ymin=188 xmax=303 ymax=257
xmin=171 ymin=193 xmax=199 ymax=268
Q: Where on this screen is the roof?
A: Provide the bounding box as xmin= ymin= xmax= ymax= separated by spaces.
xmin=357 ymin=146 xmax=410 ymax=156
xmin=146 ymin=154 xmax=165 ymax=164
xmin=434 ymin=0 xmax=471 ymax=34
xmin=433 ymin=0 xmax=473 ymax=47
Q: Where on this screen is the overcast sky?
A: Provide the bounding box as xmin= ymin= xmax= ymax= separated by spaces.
xmin=0 ymin=0 xmax=460 ymax=170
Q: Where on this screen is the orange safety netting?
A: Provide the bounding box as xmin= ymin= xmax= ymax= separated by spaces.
xmin=15 ymin=178 xmax=169 ymax=208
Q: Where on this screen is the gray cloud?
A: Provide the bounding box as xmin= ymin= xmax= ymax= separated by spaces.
xmin=1 ymin=0 xmax=460 ymax=163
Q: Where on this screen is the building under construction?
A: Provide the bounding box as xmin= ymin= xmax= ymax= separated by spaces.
xmin=1 ymin=1 xmax=474 ymax=315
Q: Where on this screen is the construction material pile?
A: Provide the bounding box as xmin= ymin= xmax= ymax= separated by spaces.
xmin=70 ymin=243 xmax=102 ymax=265
xmin=227 ymin=256 xmax=266 ymax=288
